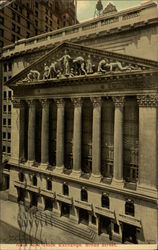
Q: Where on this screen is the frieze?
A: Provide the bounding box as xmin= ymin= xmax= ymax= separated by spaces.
xmin=137 ymin=95 xmax=158 ymax=107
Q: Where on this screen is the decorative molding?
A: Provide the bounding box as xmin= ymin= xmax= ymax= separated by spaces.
xmin=55 ymin=98 xmax=65 ymax=108
xmin=12 ymin=99 xmax=25 ymax=109
xmin=94 ymin=206 xmax=115 ymax=219
xmin=71 ymin=97 xmax=83 ymax=107
xmin=90 ymin=97 xmax=102 ymax=107
xmin=74 ymin=200 xmax=92 ymax=211
xmin=118 ymin=214 xmax=141 ymax=228
xmin=112 ymin=96 xmax=125 ymax=107
xmin=137 ymin=95 xmax=158 ymax=107
xmin=40 ymin=99 xmax=49 ymax=108
xmin=56 ymin=193 xmax=73 ymax=205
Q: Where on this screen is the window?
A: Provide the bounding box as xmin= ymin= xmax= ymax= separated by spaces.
xmin=27 ymin=11 xmax=29 ymax=19
xmin=7 ymin=146 xmax=11 ymax=154
xmin=45 ymin=26 xmax=48 ymax=32
xmin=0 ymin=17 xmax=4 ymax=25
xmin=4 ymin=76 xmax=7 ymax=82
xmin=12 ymin=23 xmax=15 ymax=32
xmin=114 ymin=223 xmax=119 ymax=233
xmin=8 ymin=105 xmax=11 ymax=113
xmin=12 ymin=12 xmax=16 ymax=20
xmin=11 ymin=34 xmax=16 ymax=43
xmin=101 ymin=194 xmax=109 ymax=209
xmin=8 ymin=119 xmax=11 ymax=126
xmin=8 ymin=63 xmax=12 ymax=71
xmin=27 ymin=21 xmax=30 ymax=29
xmin=0 ymin=41 xmax=4 ymax=48
xmin=47 ymin=179 xmax=52 ymax=190
xmin=8 ymin=75 xmax=12 ymax=80
xmin=0 ymin=29 xmax=4 ymax=37
xmin=17 ymin=15 xmax=20 ymax=23
xmin=45 ymin=17 xmax=48 ymax=23
xmin=8 ymin=91 xmax=12 ymax=99
xmin=32 ymin=175 xmax=37 ymax=186
xmin=3 ymin=91 xmax=7 ymax=99
xmin=4 ymin=63 xmax=7 ymax=72
xmin=26 ymin=32 xmax=30 ymax=38
xmin=8 ymin=132 xmax=11 ymax=140
xmin=63 ymin=183 xmax=69 ymax=196
xmin=50 ymin=20 xmax=52 ymax=26
xmin=81 ymin=188 xmax=88 ymax=202
xmin=17 ymin=26 xmax=20 ymax=34
xmin=35 ymin=29 xmax=38 ymax=36
xmin=19 ymin=172 xmax=24 ymax=182
xmin=35 ymin=20 xmax=38 ymax=27
xmin=91 ymin=215 xmax=96 ymax=225
xmin=3 ymin=118 xmax=6 ymax=126
xmin=2 ymin=145 xmax=6 ymax=152
xmin=3 ymin=132 xmax=6 ymax=139
xmin=125 ymin=200 xmax=134 ymax=216
xmin=3 ymin=105 xmax=7 ymax=112
xmin=35 ymin=10 xmax=38 ymax=17
xmin=35 ymin=2 xmax=38 ymax=8
xmin=19 ymin=6 xmax=22 ymax=14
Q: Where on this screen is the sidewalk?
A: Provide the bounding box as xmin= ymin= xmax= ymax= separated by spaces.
xmin=0 ymin=191 xmax=115 ymax=244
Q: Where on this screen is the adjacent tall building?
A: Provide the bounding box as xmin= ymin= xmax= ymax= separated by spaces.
xmin=0 ymin=0 xmax=158 ymax=244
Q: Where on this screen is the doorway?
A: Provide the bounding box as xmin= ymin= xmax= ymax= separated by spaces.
xmin=61 ymin=203 xmax=70 ymax=218
xmin=30 ymin=192 xmax=38 ymax=207
xmin=122 ymin=223 xmax=137 ymax=244
xmin=79 ymin=208 xmax=89 ymax=225
xmin=99 ymin=215 xmax=111 ymax=237
xmin=17 ymin=188 xmax=25 ymax=203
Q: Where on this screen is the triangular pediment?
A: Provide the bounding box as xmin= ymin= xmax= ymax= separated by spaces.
xmin=6 ymin=42 xmax=158 ymax=87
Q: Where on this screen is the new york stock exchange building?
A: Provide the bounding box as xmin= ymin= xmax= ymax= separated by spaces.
xmin=1 ymin=1 xmax=158 ymax=245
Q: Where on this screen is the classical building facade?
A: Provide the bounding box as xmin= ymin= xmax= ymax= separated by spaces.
xmin=1 ymin=0 xmax=158 ymax=244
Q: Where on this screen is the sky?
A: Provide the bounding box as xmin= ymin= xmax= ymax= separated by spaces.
xmin=77 ymin=0 xmax=145 ymax=21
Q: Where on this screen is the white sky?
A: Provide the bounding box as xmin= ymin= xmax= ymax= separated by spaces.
xmin=77 ymin=0 xmax=145 ymax=21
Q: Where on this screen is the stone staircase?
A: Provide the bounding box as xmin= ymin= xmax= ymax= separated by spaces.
xmin=34 ymin=210 xmax=96 ymax=242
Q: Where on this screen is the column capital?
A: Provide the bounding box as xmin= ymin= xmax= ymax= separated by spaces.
xmin=90 ymin=97 xmax=102 ymax=107
xmin=12 ymin=99 xmax=25 ymax=109
xmin=26 ymin=99 xmax=36 ymax=107
xmin=55 ymin=98 xmax=65 ymax=108
xmin=40 ymin=99 xmax=49 ymax=108
xmin=137 ymin=95 xmax=158 ymax=107
xmin=71 ymin=97 xmax=83 ymax=107
xmin=112 ymin=96 xmax=125 ymax=107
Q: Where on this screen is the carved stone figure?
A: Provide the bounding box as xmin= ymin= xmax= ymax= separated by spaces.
xmin=49 ymin=61 xmax=58 ymax=78
xmin=58 ymin=50 xmax=71 ymax=75
xmin=98 ymin=59 xmax=108 ymax=73
xmin=86 ymin=55 xmax=93 ymax=74
xmin=106 ymin=61 xmax=133 ymax=71
xmin=73 ymin=56 xmax=87 ymax=75
xmin=27 ymin=70 xmax=40 ymax=81
xmin=43 ymin=63 xmax=50 ymax=79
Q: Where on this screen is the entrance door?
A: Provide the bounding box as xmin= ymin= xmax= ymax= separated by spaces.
xmin=17 ymin=188 xmax=25 ymax=203
xmin=30 ymin=192 xmax=38 ymax=207
xmin=79 ymin=208 xmax=89 ymax=225
xmin=99 ymin=215 xmax=111 ymax=237
xmin=61 ymin=203 xmax=70 ymax=217
xmin=122 ymin=223 xmax=137 ymax=244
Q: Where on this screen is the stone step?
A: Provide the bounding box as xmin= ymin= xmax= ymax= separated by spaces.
xmin=34 ymin=210 xmax=96 ymax=242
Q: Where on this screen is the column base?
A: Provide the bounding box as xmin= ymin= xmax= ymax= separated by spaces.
xmin=90 ymin=173 xmax=101 ymax=183
xmin=112 ymin=178 xmax=124 ymax=188
xmin=71 ymin=170 xmax=81 ymax=178
xmin=53 ymin=166 xmax=64 ymax=174
xmin=137 ymin=183 xmax=157 ymax=198
xmin=39 ymin=163 xmax=49 ymax=170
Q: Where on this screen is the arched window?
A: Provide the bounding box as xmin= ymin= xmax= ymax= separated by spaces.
xmin=101 ymin=194 xmax=109 ymax=209
xmin=47 ymin=179 xmax=52 ymax=190
xmin=63 ymin=183 xmax=69 ymax=196
xmin=32 ymin=175 xmax=37 ymax=186
xmin=125 ymin=199 xmax=134 ymax=216
xmin=19 ymin=172 xmax=24 ymax=182
xmin=81 ymin=188 xmax=88 ymax=202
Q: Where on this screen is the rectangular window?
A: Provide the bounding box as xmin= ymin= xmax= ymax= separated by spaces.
xmin=12 ymin=23 xmax=15 ymax=32
xmin=3 ymin=118 xmax=6 ymax=126
xmin=3 ymin=91 xmax=7 ymax=99
xmin=35 ymin=2 xmax=38 ymax=8
xmin=35 ymin=10 xmax=38 ymax=17
xmin=8 ymin=105 xmax=11 ymax=113
xmin=8 ymin=119 xmax=11 ymax=126
xmin=45 ymin=26 xmax=48 ymax=32
xmin=11 ymin=34 xmax=16 ymax=43
xmin=4 ymin=63 xmax=7 ymax=72
xmin=0 ymin=41 xmax=4 ymax=48
xmin=0 ymin=17 xmax=4 ymax=25
xmin=8 ymin=63 xmax=12 ymax=71
xmin=114 ymin=223 xmax=119 ymax=233
xmin=35 ymin=20 xmax=38 ymax=27
xmin=3 ymin=145 xmax=6 ymax=152
xmin=0 ymin=29 xmax=4 ymax=37
xmin=26 ymin=32 xmax=30 ymax=38
xmin=12 ymin=12 xmax=16 ymax=20
xmin=17 ymin=15 xmax=20 ymax=23
xmin=3 ymin=105 xmax=7 ymax=112
xmin=8 ymin=91 xmax=12 ymax=99
xmin=8 ymin=132 xmax=11 ymax=140
xmin=17 ymin=26 xmax=20 ymax=34
xmin=7 ymin=146 xmax=11 ymax=154
xmin=3 ymin=132 xmax=6 ymax=139
xmin=4 ymin=76 xmax=7 ymax=82
xmin=27 ymin=21 xmax=30 ymax=29
xmin=27 ymin=11 xmax=30 ymax=19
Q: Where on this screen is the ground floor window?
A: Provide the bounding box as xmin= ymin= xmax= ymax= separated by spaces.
xmin=99 ymin=215 xmax=112 ymax=239
xmin=17 ymin=188 xmax=25 ymax=203
xmin=44 ymin=197 xmax=53 ymax=211
xmin=122 ymin=223 xmax=137 ymax=244
xmin=79 ymin=208 xmax=89 ymax=225
xmin=61 ymin=203 xmax=70 ymax=218
xmin=30 ymin=192 xmax=38 ymax=207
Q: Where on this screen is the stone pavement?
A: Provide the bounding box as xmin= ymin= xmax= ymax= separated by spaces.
xmin=0 ymin=191 xmax=115 ymax=244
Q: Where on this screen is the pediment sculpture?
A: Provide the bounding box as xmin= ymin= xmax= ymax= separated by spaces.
xmin=21 ymin=49 xmax=144 ymax=83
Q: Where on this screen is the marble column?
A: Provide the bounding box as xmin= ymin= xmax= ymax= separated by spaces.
xmin=112 ymin=96 xmax=125 ymax=185
xmin=71 ymin=98 xmax=82 ymax=177
xmin=91 ymin=97 xmax=102 ymax=180
xmin=137 ymin=95 xmax=158 ymax=192
xmin=55 ymin=98 xmax=65 ymax=171
xmin=40 ymin=99 xmax=49 ymax=166
xmin=27 ymin=100 xmax=36 ymax=164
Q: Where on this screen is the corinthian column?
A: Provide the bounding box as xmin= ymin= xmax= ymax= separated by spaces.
xmin=71 ymin=98 xmax=82 ymax=177
xmin=40 ymin=99 xmax=49 ymax=166
xmin=112 ymin=96 xmax=125 ymax=186
xmin=91 ymin=97 xmax=102 ymax=181
xmin=55 ymin=98 xmax=65 ymax=171
xmin=27 ymin=100 xmax=36 ymax=165
xmin=137 ymin=95 xmax=158 ymax=192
